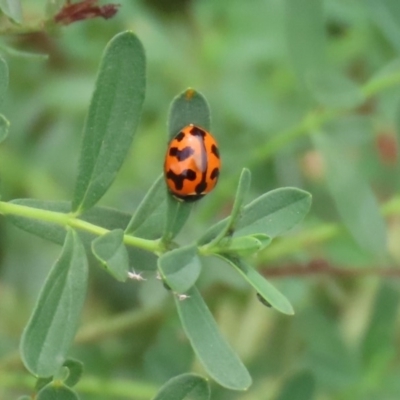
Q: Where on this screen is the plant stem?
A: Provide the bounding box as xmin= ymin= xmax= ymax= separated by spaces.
xmin=0 ymin=201 xmax=160 ymax=253
xmin=0 ymin=373 xmax=158 ymax=399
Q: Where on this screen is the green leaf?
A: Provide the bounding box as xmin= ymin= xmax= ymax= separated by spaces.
xmin=163 ymin=195 xmax=193 ymax=242
xmin=0 ymin=114 xmax=9 ymax=144
xmin=206 ymin=168 xmax=251 ymax=247
xmin=0 ymin=55 xmax=8 ymax=110
xmin=168 ymin=88 xmax=211 ymax=141
xmin=361 ymin=283 xmax=399 ymax=366
xmin=20 ymin=230 xmax=88 ymax=377
xmin=218 ymin=255 xmax=294 ymax=315
xmin=46 ymin=0 xmax=64 ymax=18
xmin=283 ymin=0 xmax=326 ymax=82
xmin=276 ymin=371 xmax=315 ymax=400
xmin=92 ymin=229 xmax=129 ymax=282
xmin=72 ymin=31 xmax=146 ymax=213
xmin=313 ymin=131 xmax=387 ymax=256
xmin=18 ymin=396 xmax=32 ymax=400
xmin=175 ymin=286 xmax=251 ymax=390
xmin=63 ymin=359 xmax=84 ymax=387
xmin=366 ymin=0 xmax=400 ymax=53
xmin=152 ymin=373 xmax=210 ymax=400
xmin=158 ymin=245 xmax=201 ymax=293
xmin=37 ymin=383 xmax=79 ymax=400
xmin=0 ymin=0 xmax=23 ymax=23
xmin=219 ymin=234 xmax=271 ymax=257
xmin=7 ymin=199 xmax=130 ymax=245
xmin=200 ymin=188 xmax=312 ymax=244
xmin=126 ymin=174 xmax=166 ymax=236
xmin=307 ymin=69 xmax=365 ymax=109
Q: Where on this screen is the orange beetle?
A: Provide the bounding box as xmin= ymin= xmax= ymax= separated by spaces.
xmin=164 ymin=124 xmax=221 ymax=201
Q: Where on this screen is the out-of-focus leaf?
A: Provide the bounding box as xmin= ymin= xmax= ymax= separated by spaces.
xmin=283 ymin=0 xmax=326 ymax=82
xmin=46 ymin=0 xmax=64 ymax=17
xmin=92 ymin=229 xmax=129 ymax=282
xmin=126 ymin=174 xmax=166 ymax=236
xmin=199 ymin=188 xmax=312 ymax=244
xmin=0 ymin=114 xmax=9 ymax=143
xmin=152 ymin=373 xmax=210 ymax=400
xmin=158 ymin=245 xmax=201 ymax=293
xmin=168 ymin=88 xmax=211 ymax=141
xmin=37 ymin=383 xmax=79 ymax=400
xmin=0 ymin=55 xmax=8 ymax=110
xmin=297 ymin=309 xmax=359 ymax=388
xmin=0 ymin=0 xmax=23 ymax=23
xmin=307 ymin=69 xmax=365 ymax=108
xmin=313 ymin=130 xmax=387 ymax=256
xmin=218 ymin=255 xmax=294 ymax=315
xmin=175 ymin=286 xmax=251 ymax=390
xmin=366 ymin=0 xmax=400 ymax=53
xmin=276 ymin=371 xmax=315 ymax=400
xmin=72 ymin=31 xmax=146 ymax=213
xmin=361 ymin=283 xmax=399 ymax=366
xmin=20 ymin=230 xmax=88 ymax=377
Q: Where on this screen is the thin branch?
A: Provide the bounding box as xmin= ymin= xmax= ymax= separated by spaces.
xmin=260 ymin=259 xmax=400 ymax=278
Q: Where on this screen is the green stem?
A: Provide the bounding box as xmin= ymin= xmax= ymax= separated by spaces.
xmin=0 ymin=373 xmax=158 ymax=399
xmin=0 ymin=201 xmax=160 ymax=253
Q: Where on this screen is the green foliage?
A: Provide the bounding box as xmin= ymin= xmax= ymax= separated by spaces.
xmin=20 ymin=230 xmax=88 ymax=377
xmin=72 ymin=31 xmax=146 ymax=213
xmin=175 ymin=286 xmax=252 ymax=390
xmin=1 ymin=1 xmax=400 ymax=400
xmin=152 ymin=373 xmax=210 ymax=400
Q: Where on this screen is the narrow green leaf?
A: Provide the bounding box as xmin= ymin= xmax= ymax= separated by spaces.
xmin=175 ymin=286 xmax=252 ymax=390
xmin=0 ymin=55 xmax=8 ymax=110
xmin=361 ymin=283 xmax=399 ymax=366
xmin=7 ymin=199 xmax=130 ymax=245
xmin=284 ymin=0 xmax=326 ymax=82
xmin=0 ymin=0 xmax=23 ymax=23
xmin=163 ymin=195 xmax=193 ymax=242
xmin=218 ymin=255 xmax=294 ymax=315
xmin=219 ymin=234 xmax=271 ymax=257
xmin=126 ymin=174 xmax=166 ymax=235
xmin=37 ymin=383 xmax=79 ymax=400
xmin=20 ymin=230 xmax=88 ymax=377
xmin=152 ymin=373 xmax=210 ymax=400
xmin=200 ymin=188 xmax=312 ymax=244
xmin=158 ymin=245 xmax=201 ymax=293
xmin=63 ymin=359 xmax=84 ymax=388
xmin=92 ymin=229 xmax=129 ymax=282
xmin=313 ymin=131 xmax=387 ymax=256
xmin=307 ymin=69 xmax=365 ymax=109
xmin=72 ymin=31 xmax=146 ymax=213
xmin=206 ymin=168 xmax=251 ymax=247
xmin=168 ymin=88 xmax=211 ymax=141
xmin=276 ymin=371 xmax=315 ymax=400
xmin=366 ymin=0 xmax=400 ymax=53
xmin=0 ymin=114 xmax=9 ymax=143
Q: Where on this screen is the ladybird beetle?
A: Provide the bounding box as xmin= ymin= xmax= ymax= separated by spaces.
xmin=164 ymin=124 xmax=221 ymax=202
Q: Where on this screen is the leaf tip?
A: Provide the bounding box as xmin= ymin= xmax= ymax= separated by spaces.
xmin=185 ymin=88 xmax=196 ymax=100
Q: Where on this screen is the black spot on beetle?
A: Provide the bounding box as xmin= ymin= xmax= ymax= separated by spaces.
xmin=169 ymin=146 xmax=194 ymax=161
xmin=189 ymin=126 xmax=206 ymax=137
xmin=210 ymin=168 xmax=219 ymax=180
xmin=166 ymin=169 xmax=196 ymax=190
xmin=211 ymin=144 xmax=220 ymax=158
xmin=195 ymin=180 xmax=207 ymax=194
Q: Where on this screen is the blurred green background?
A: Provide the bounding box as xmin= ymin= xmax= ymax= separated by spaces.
xmin=1 ymin=0 xmax=400 ymax=399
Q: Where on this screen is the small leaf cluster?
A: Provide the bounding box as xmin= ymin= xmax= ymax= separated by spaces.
xmin=0 ymin=31 xmax=311 ymax=398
